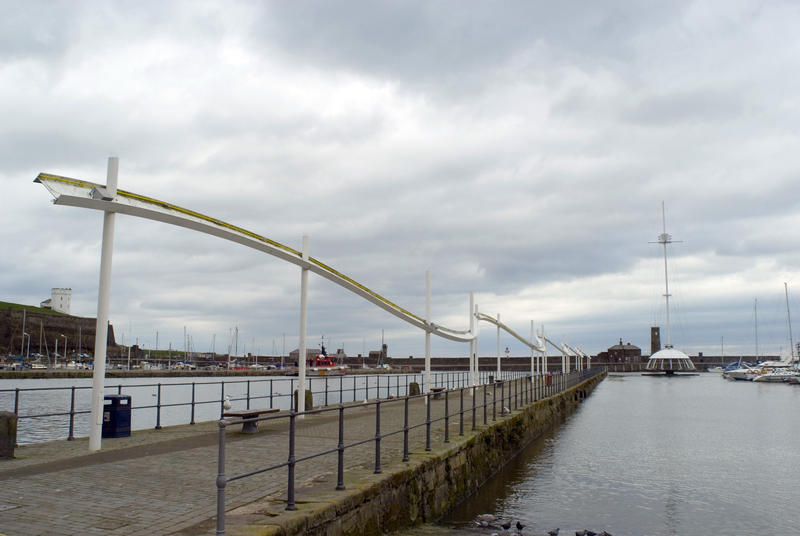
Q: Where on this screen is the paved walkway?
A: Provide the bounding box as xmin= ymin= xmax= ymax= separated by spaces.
xmin=1 ymin=379 xmax=539 ymax=536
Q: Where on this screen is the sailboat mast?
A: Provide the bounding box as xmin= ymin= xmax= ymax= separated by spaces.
xmin=785 ymin=282 xmax=795 ymax=361
xmin=754 ymin=298 xmax=759 ymax=361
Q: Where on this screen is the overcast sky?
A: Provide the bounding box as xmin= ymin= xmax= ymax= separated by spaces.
xmin=3 ymin=0 xmax=800 ymax=359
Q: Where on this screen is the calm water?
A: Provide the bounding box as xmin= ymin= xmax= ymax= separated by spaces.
xmin=0 ymin=371 xmax=482 ymax=444
xmin=442 ymin=373 xmax=800 ymax=536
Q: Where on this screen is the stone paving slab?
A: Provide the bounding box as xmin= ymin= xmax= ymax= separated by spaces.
xmin=0 ymin=380 xmax=538 ymax=536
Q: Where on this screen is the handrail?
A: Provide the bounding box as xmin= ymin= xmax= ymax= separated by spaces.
xmin=214 ymin=368 xmax=605 ymax=535
xmin=2 ymin=370 xmax=544 ymax=444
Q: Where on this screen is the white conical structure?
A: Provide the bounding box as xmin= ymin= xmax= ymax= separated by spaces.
xmin=646 ymin=202 xmax=695 ymax=374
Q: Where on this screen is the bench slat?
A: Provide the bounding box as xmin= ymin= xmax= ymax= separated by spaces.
xmin=223 ymin=408 xmax=280 ymax=418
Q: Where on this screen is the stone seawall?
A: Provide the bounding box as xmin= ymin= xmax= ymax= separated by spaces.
xmin=219 ymin=372 xmax=605 ymax=536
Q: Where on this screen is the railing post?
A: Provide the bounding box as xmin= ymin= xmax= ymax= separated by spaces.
xmin=117 ymin=384 xmax=122 ymax=395
xmin=514 ymin=377 xmax=518 ymax=410
xmin=14 ymin=388 xmax=19 ymax=415
xmin=337 ymin=405 xmax=346 ymax=489
xmin=67 ymin=386 xmax=76 ymax=440
xmin=493 ymin=381 xmax=497 ymax=421
xmin=286 ymin=410 xmax=297 ymax=511
xmin=246 ymin=380 xmax=251 ymax=410
xmin=471 ymin=384 xmax=476 ymax=431
xmin=352 ymin=376 xmax=356 ymax=402
xmin=339 ymin=376 xmax=343 ymax=404
xmin=155 ymin=383 xmax=162 ymax=429
xmin=366 ymin=376 xmax=370 ymax=401
xmin=444 ymin=390 xmax=450 ymax=443
xmin=459 ymin=387 xmax=464 ymax=436
xmin=325 ymin=377 xmax=329 ymax=407
xmin=483 ymin=383 xmax=487 ymax=425
xmin=501 ymin=381 xmax=505 ymax=416
xmin=220 ymin=382 xmax=225 ymax=418
xmin=216 ymin=420 xmax=228 ymax=536
xmin=374 ymin=401 xmax=382 ymax=473
xmin=269 ymin=379 xmax=274 ymax=409
xmin=425 ymin=393 xmax=432 ymax=451
xmin=402 ymin=396 xmax=410 ymax=462
xmin=190 ymin=382 xmax=196 ymax=424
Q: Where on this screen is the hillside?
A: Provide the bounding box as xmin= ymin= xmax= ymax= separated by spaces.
xmin=1 ymin=300 xmax=115 ymax=357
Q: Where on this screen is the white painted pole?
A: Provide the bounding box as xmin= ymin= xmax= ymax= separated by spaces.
xmin=473 ymin=303 xmax=479 ymax=387
xmin=496 ymin=313 xmax=501 ymax=379
xmin=88 ymin=156 xmax=118 ymax=452
xmin=468 ymin=293 xmax=475 ymax=387
xmin=425 ymin=270 xmax=431 ymax=394
xmin=530 ymin=320 xmax=535 ymax=378
xmin=297 ymin=236 xmax=309 ymax=413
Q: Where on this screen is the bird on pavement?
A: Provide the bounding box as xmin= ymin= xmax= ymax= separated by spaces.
xmin=516 ymin=520 xmax=525 ymax=531
xmin=501 ymin=520 xmax=512 ymax=530
xmin=223 ymin=394 xmax=232 ymax=410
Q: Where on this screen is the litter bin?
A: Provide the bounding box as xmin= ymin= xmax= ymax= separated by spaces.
xmin=102 ymin=394 xmax=131 ymax=438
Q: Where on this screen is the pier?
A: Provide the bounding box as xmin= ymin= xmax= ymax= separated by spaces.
xmin=0 ymin=370 xmax=604 ymax=535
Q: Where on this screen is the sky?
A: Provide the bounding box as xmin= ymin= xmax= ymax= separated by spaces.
xmin=2 ymin=0 xmax=800 ymax=359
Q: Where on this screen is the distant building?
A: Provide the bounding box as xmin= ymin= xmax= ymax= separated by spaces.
xmin=40 ymin=288 xmax=72 ymax=314
xmin=596 ymin=338 xmax=642 ymax=363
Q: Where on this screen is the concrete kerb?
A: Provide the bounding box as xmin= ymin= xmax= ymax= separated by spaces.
xmin=215 ymin=373 xmax=606 ymax=536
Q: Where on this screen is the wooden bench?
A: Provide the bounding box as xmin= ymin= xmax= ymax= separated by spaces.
xmin=223 ymin=408 xmax=279 ymax=433
xmin=430 ymin=387 xmax=446 ymax=399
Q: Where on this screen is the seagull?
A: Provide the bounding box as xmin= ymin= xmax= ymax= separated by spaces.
xmin=503 ymin=406 xmax=511 ymax=413
xmin=501 ymin=520 xmax=511 ymax=530
xmin=223 ymin=394 xmax=232 ymax=410
xmin=516 ymin=520 xmax=525 ymax=531
xmin=548 ymin=529 xmax=560 ymax=536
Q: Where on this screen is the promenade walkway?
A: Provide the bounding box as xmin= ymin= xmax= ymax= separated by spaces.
xmin=0 ymin=375 xmax=583 ymax=535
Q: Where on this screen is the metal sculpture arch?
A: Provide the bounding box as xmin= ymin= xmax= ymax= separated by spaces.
xmin=36 ymin=158 xmax=584 ymax=451
xmin=35 ymin=172 xmax=471 ymax=343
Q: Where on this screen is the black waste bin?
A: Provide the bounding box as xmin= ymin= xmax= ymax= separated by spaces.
xmin=102 ymin=394 xmax=131 ymax=438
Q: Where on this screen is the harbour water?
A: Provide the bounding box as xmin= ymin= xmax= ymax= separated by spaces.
xmin=440 ymin=373 xmax=800 ymax=536
xmin=0 ymin=371 xmax=476 ymax=444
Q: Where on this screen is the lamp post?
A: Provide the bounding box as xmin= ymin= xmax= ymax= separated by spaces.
xmin=61 ymin=334 xmax=68 ymax=364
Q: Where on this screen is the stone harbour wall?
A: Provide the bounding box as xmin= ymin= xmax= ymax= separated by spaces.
xmin=224 ymin=372 xmax=605 ymax=536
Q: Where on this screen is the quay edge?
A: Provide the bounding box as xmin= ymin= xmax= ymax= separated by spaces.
xmin=199 ymin=372 xmax=606 ymax=536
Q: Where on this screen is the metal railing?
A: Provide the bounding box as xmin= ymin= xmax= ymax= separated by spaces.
xmin=215 ymin=368 xmax=604 ymax=535
xmin=0 ymin=370 xmax=534 ymax=444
